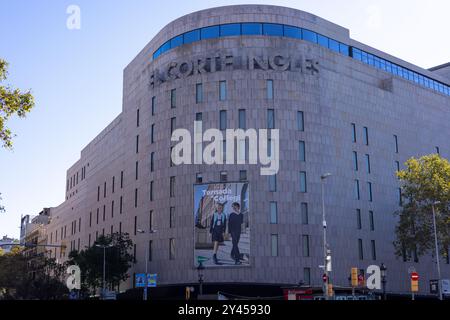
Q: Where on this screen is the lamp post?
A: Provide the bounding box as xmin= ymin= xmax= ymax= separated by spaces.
xmin=197 ymin=261 xmax=205 ymax=297
xmin=431 ymin=202 xmax=443 ymax=301
xmin=136 ymin=229 xmax=157 ymax=301
xmin=95 ymin=243 xmax=113 ymax=300
xmin=380 ymin=263 xmax=387 ymax=300
xmin=320 ymin=173 xmax=332 ymax=299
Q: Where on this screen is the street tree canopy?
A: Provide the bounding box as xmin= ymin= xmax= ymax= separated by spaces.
xmin=394 ymin=154 xmax=450 ymax=260
xmin=0 ymin=58 xmax=35 ymax=149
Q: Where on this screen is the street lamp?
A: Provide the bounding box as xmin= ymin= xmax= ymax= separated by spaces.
xmin=95 ymin=243 xmax=113 ymax=299
xmin=136 ymin=228 xmax=157 ymax=301
xmin=380 ymin=263 xmax=387 ymax=300
xmin=197 ymin=261 xmax=205 ymax=297
xmin=431 ymin=201 xmax=443 ymax=301
xmin=320 ymin=173 xmax=332 ymax=299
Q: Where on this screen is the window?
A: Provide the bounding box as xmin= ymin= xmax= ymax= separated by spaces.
xmin=149 ymin=181 xmax=154 ymax=201
xmin=299 ymin=141 xmax=306 ymax=162
xmin=353 ymin=151 xmax=358 ymax=171
xmin=120 ymin=196 xmax=123 ymax=214
xmin=96 ymin=209 xmax=99 ymax=224
xmin=135 ymin=161 xmax=139 ymax=180
xmin=355 ymin=180 xmax=360 ymax=200
xmin=148 ymin=240 xmax=153 ymax=262
xmin=436 ymin=146 xmax=440 ymax=155
xmin=242 ymin=23 xmax=262 ymax=35
xmin=356 ymin=209 xmax=362 ymax=229
xmin=299 ymin=171 xmax=307 ymax=193
xmin=201 ymin=25 xmax=219 ymax=39
xmin=196 ymin=173 xmax=203 ymax=184
xmin=365 ymin=154 xmax=371 ymax=174
xmin=358 ymin=239 xmax=364 ymax=260
xmin=89 ymin=212 xmax=92 ymax=227
xmin=395 ymin=161 xmax=400 ymax=172
xmin=236 ymin=170 xmax=246 ymax=181
xmin=184 ymin=29 xmax=200 ymax=44
xmin=169 ymin=238 xmax=175 ymax=260
xmin=302 ymin=235 xmax=310 ymax=257
xmin=303 ymin=268 xmax=311 ymax=285
xmin=301 ymin=203 xmax=308 ymax=225
xmin=170 ymin=117 xmax=176 ymax=134
xmin=150 ymin=152 xmax=154 ymax=172
xmin=283 ymin=25 xmax=302 ymax=39
xmin=220 ymin=23 xmax=241 ymax=36
xmin=398 ymin=188 xmax=402 ymax=206
xmin=219 ymin=110 xmax=227 ymax=130
xmin=369 ymin=211 xmax=375 ymax=231
xmin=317 ymin=34 xmax=328 ymax=47
xmin=270 ymin=202 xmax=277 ymax=224
xmin=97 ymin=186 xmax=100 ymax=202
xmin=394 ymin=135 xmax=399 ymax=153
xmin=329 ymin=39 xmax=340 ymax=52
xmin=238 ymin=109 xmax=246 ymax=129
xmin=216 ymin=80 xmax=226 ymax=102
xmin=170 ymin=176 xmax=175 ymax=197
xmin=267 ymin=109 xmax=275 ymax=129
xmin=171 ymin=89 xmax=176 ymax=108
xmin=195 ymin=112 xmax=202 ymax=122
xmin=133 ymin=244 xmax=136 ymax=263
xmin=136 ymin=135 xmax=139 ymax=153
xmin=363 ymin=127 xmax=369 ymax=145
xmin=267 ymin=79 xmax=274 ymax=99
xmin=170 ymin=34 xmax=183 ymax=48
xmin=134 ymin=188 xmax=138 ymax=208
xmin=120 ymin=171 xmax=123 ymax=189
xmin=102 ymin=205 xmax=106 ymax=221
xmin=170 ymin=207 xmax=175 ymax=228
xmin=351 ymin=123 xmax=356 ymax=142
xmin=367 ymin=182 xmax=373 ymax=202
xmin=371 ymin=240 xmax=377 ymax=260
xmin=263 ymin=23 xmax=283 ymax=36
xmin=119 ymin=222 xmax=122 ymax=234
xmin=220 ymin=171 xmax=228 ymax=182
xmin=134 ymin=216 xmax=137 ymax=235
xmin=104 ymin=181 xmax=107 ymax=198
xmin=149 ymin=210 xmax=154 ymax=231
xmin=269 ymin=174 xmax=277 ymax=192
xmin=151 ymin=96 xmax=156 ymax=115
xmin=136 ymin=109 xmax=140 ymax=127
xmin=150 ymin=123 xmax=155 ymax=144
xmin=196 ymin=83 xmax=203 ymax=103
xmin=271 ymin=234 xmax=278 ymax=257
xmin=111 ymin=200 xmax=114 ymax=218
xmin=112 ymin=176 xmax=115 ymax=194
xmin=297 ymin=111 xmax=304 ymax=131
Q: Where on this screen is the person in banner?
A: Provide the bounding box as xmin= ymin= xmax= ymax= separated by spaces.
xmin=210 ymin=202 xmax=226 ymax=265
xmin=228 ymin=202 xmax=244 ymax=265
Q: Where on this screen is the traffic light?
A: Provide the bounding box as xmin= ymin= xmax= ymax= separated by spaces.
xmin=322 ymin=274 xmax=328 ymax=283
xmin=351 ymin=267 xmax=358 ymax=287
xmin=411 ymin=272 xmax=419 ymax=293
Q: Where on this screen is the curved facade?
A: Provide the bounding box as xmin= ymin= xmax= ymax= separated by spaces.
xmin=44 ymin=5 xmax=450 ymax=296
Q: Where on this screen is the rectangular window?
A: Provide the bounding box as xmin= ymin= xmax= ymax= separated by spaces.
xmin=103 ymin=205 xmax=106 ymax=221
xmin=136 ymin=109 xmax=140 ymax=127
xmin=170 ymin=207 xmax=175 ymax=228
xmin=358 ymin=239 xmax=364 ymax=260
xmin=150 ymin=152 xmax=154 ymax=172
xmin=436 ymin=146 xmax=440 ymax=155
xmin=134 ymin=188 xmax=138 ymax=208
xmin=112 ymin=176 xmax=115 ymax=194
xmin=170 ymin=176 xmax=175 ymax=197
xmin=151 ymin=96 xmax=156 ymax=115
xmin=135 ymin=161 xmax=139 ymax=180
xmin=353 ymin=151 xmax=358 ymax=171
xmin=363 ymin=127 xmax=369 ymax=145
xmin=220 ymin=171 xmax=228 ymax=182
xmin=242 ymin=23 xmax=262 ymax=35
xmin=300 ymin=171 xmax=307 ymax=193
xmin=171 ymin=89 xmax=176 ymax=108
xmin=394 ymin=135 xmax=399 ymax=153
xmin=111 ymin=200 xmax=114 ymax=218
xmin=150 ymin=124 xmax=155 ymax=144
xmin=356 ymin=209 xmax=362 ymax=229
xmin=89 ymin=212 xmax=92 ymax=227
xmin=301 ymin=203 xmax=308 ymax=225
xmin=219 ymin=81 xmax=227 ymax=101
xmin=299 ymin=141 xmax=306 ymax=162
xmin=302 ymin=235 xmax=310 ymax=257
xmin=170 ymin=117 xmax=176 ymax=134
xmin=201 ymin=25 xmax=220 ymax=39
xmin=270 ymin=202 xmax=277 ymax=224
xmin=367 ymin=182 xmax=373 ymax=202
xmin=303 ymin=268 xmax=311 ymax=285
xmin=267 ymin=109 xmax=275 ymax=129
xmin=195 ymin=112 xmax=202 ymax=122
xmin=238 ymin=109 xmax=246 ymax=129
xmin=149 ymin=181 xmax=154 ymax=201
xmin=239 ymin=170 xmax=247 ymax=181
xmin=196 ymin=83 xmax=203 ymax=103
xmin=149 ymin=210 xmax=154 ymax=231
xmin=219 ymin=110 xmax=227 ymax=130
xmin=369 ymin=211 xmax=375 ymax=231
xmin=398 ymin=188 xmax=402 ymax=206
xmin=269 ymin=174 xmax=277 ymax=192
xmin=297 ymin=111 xmax=304 ymax=131
xmin=351 ymin=123 xmax=356 ymax=143
xmin=283 ymin=25 xmax=302 ymax=39
xmin=134 ymin=216 xmax=137 ymax=236
xmin=271 ymin=234 xmax=278 ymax=257
xmin=355 ymin=180 xmax=360 ymax=200
xmin=371 ymin=240 xmax=377 ymax=260
xmin=267 ymin=79 xmax=274 ymax=99
xmin=133 ymin=244 xmax=136 ymax=263
xmin=120 ymin=196 xmax=123 ymax=214
xmin=169 ymin=238 xmax=175 ymax=260
xmin=135 ymin=135 xmax=139 ymax=153
xmin=120 ymin=171 xmax=124 ymax=188
xmin=220 ymin=23 xmax=241 ymax=36
xmin=395 ymin=161 xmax=400 ymax=172
xmin=148 ymin=240 xmax=153 ymax=262
xmin=365 ymin=154 xmax=371 ymax=174
xmin=96 ymin=209 xmax=99 ymax=224
xmin=104 ymin=182 xmax=107 ymax=198
xmin=97 ymin=186 xmax=100 ymax=202
xmin=196 ymin=173 xmax=203 ymax=184
xmin=119 ymin=222 xmax=122 ymax=234
xmin=263 ymin=23 xmax=283 ymax=36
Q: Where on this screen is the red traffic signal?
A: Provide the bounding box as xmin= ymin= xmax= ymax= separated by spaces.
xmin=411 ymin=272 xmax=419 ymax=281
xmin=322 ymin=274 xmax=328 ymax=282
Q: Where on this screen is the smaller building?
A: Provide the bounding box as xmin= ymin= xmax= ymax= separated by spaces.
xmin=21 ymin=208 xmax=51 ymax=258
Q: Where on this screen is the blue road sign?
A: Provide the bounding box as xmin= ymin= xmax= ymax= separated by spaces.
xmin=147 ymin=274 xmax=157 ymax=287
xmin=135 ymin=273 xmax=146 ymax=288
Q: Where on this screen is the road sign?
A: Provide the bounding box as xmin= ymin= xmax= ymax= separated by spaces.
xmin=147 ymin=273 xmax=157 ymax=287
xmin=135 ymin=273 xmax=146 ymax=288
xmin=430 ymin=279 xmax=439 ymax=294
xmin=411 ymin=272 xmax=419 ymax=281
xmin=351 ymin=268 xmax=358 ymax=287
xmin=411 ymin=281 xmax=419 ymax=292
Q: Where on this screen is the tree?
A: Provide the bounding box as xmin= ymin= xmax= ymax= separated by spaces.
xmin=67 ymin=232 xmax=134 ymax=296
xmin=394 ymin=154 xmax=450 ymax=261
xmin=0 ymin=59 xmax=35 ymax=149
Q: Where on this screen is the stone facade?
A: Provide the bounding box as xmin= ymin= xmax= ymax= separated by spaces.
xmin=43 ymin=5 xmax=450 ymax=295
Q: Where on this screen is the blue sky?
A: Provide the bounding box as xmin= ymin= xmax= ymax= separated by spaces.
xmin=0 ymin=0 xmax=449 ymax=238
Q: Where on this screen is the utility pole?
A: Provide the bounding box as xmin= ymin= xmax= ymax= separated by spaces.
xmin=95 ymin=243 xmax=113 ymax=299
xmin=432 ymin=202 xmax=443 ymax=301
xmin=320 ymin=173 xmax=332 ymax=300
xmin=137 ymin=229 xmax=157 ymax=301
